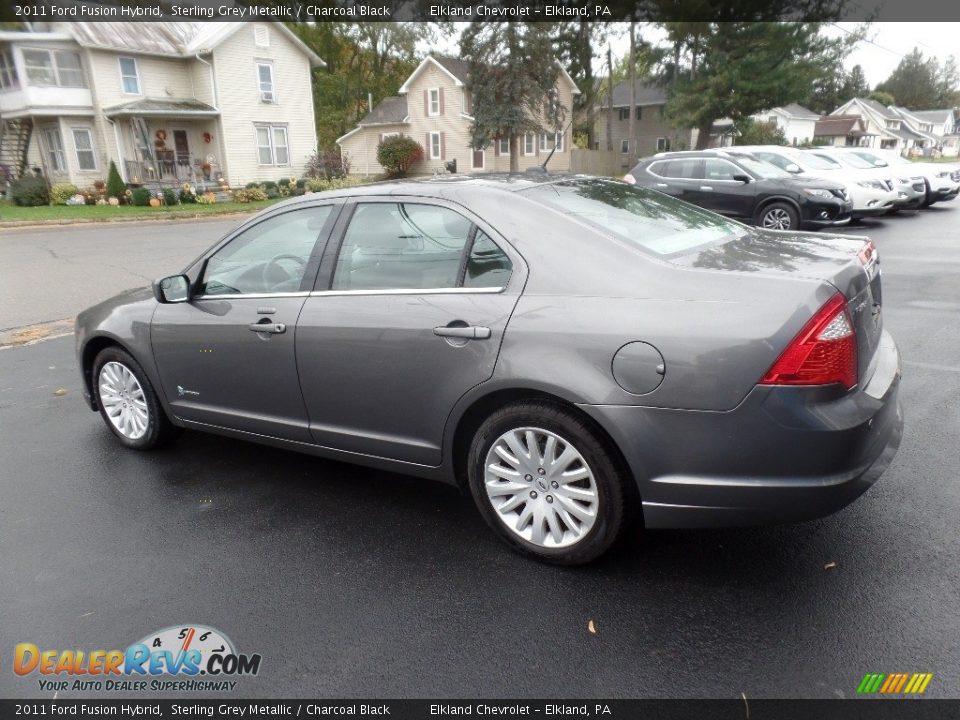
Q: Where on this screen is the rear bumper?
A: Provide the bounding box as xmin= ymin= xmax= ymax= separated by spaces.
xmin=578 ymin=330 xmax=903 ymax=529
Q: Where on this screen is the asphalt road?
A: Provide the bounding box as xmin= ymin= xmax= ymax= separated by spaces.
xmin=1 ymin=207 xmax=958 ymax=700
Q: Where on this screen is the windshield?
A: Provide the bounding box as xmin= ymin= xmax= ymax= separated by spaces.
xmin=833 ymin=153 xmax=875 ymax=169
xmin=802 ymin=153 xmax=843 ymax=170
xmin=520 ymin=179 xmax=743 ymax=256
xmin=728 ymin=155 xmax=791 ymax=179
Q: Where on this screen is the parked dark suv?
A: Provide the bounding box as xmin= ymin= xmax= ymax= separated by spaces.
xmin=625 ymin=150 xmax=853 ymax=230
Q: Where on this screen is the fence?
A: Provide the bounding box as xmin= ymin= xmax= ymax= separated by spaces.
xmin=570 ymin=149 xmax=628 ymax=178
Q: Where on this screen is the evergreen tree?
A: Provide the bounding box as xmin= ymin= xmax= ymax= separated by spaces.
xmin=106 ymin=161 xmax=125 ymax=201
xmin=875 ymin=48 xmax=943 ymax=109
xmin=460 ymin=23 xmax=564 ymax=172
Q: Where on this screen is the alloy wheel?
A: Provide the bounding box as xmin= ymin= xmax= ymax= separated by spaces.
xmin=762 ymin=207 xmax=793 ymax=230
xmin=99 ymin=361 xmax=149 ymax=440
xmin=483 ymin=427 xmax=599 ymax=548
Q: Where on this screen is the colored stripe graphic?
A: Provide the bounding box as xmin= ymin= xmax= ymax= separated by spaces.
xmin=857 ymin=672 xmax=932 ymax=694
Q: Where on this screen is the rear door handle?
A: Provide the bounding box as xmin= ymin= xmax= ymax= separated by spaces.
xmin=700 ymin=186 xmax=713 ymax=191
xmin=655 ymin=182 xmax=669 ymax=188
xmin=433 ymin=325 xmax=491 ymax=340
xmin=248 ymin=322 xmax=286 ymax=334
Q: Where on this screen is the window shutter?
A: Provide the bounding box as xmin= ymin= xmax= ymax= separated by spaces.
xmin=423 ymin=90 xmax=428 ymax=116
xmin=494 ymin=139 xmax=499 ymax=157
xmin=439 ymin=88 xmax=445 ymax=115
xmin=440 ymin=132 xmax=446 ymax=160
xmin=426 ymin=133 xmax=430 ymax=157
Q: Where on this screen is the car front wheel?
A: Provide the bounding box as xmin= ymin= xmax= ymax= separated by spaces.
xmin=93 ymin=347 xmax=178 ymax=450
xmin=468 ymin=401 xmax=629 ymax=564
xmin=755 ymin=202 xmax=799 ymax=230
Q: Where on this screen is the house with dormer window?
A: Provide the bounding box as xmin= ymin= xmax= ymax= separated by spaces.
xmin=0 ymin=21 xmax=322 ymax=190
xmin=830 ymin=98 xmax=929 ymax=153
xmin=337 ymin=55 xmax=580 ymax=176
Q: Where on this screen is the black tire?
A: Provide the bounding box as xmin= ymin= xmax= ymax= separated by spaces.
xmin=467 ymin=400 xmax=630 ymax=565
xmin=754 ymin=201 xmax=800 ymax=231
xmin=93 ymin=346 xmax=179 ymax=450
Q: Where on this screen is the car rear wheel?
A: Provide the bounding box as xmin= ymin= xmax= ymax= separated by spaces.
xmin=755 ymin=202 xmax=799 ymax=231
xmin=93 ymin=347 xmax=179 ymax=450
xmin=467 ymin=400 xmax=628 ymax=564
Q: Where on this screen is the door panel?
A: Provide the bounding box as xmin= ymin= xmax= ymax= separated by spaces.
xmin=296 ymin=291 xmax=518 ymax=464
xmin=694 ymin=159 xmax=754 ymax=218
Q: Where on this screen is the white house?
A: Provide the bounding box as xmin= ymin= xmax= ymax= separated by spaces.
xmin=830 ymin=98 xmax=928 ymax=154
xmin=0 ymin=22 xmax=323 ymax=189
xmin=889 ymin=107 xmax=960 ymax=157
xmin=338 ymin=55 xmax=580 ymax=176
xmin=752 ymin=103 xmax=820 ymax=145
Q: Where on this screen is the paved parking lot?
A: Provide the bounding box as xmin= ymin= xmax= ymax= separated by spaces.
xmin=1 ymin=207 xmax=958 ymax=699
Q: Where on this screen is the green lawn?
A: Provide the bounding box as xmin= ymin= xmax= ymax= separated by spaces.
xmin=0 ymin=198 xmax=282 ymax=224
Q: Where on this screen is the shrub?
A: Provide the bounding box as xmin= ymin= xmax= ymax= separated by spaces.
xmin=196 ymin=192 xmax=217 ymax=205
xmin=11 ymin=175 xmax=50 ymax=206
xmin=261 ymin=180 xmax=278 ymax=190
xmin=245 ymin=181 xmax=261 ymax=189
xmin=305 ymin=150 xmax=350 ymax=180
xmin=106 ymin=161 xmax=125 ymax=202
xmin=376 ymin=136 xmax=423 ymax=178
xmin=179 ymin=183 xmax=197 ymax=204
xmin=232 ymin=187 xmax=268 ymax=203
xmin=130 ymin=187 xmax=152 ymax=206
xmin=304 ymin=176 xmax=362 ymax=193
xmin=162 ymin=188 xmax=179 ymax=206
xmin=50 ymin=183 xmax=80 ymax=205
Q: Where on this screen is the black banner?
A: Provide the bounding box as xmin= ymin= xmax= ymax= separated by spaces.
xmin=2 ymin=700 xmax=960 ymax=720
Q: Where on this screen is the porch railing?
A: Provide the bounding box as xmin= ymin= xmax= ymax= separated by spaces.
xmin=124 ymin=153 xmax=217 ymax=187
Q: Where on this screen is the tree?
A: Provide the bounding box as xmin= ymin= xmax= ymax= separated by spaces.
xmin=659 ymin=22 xmax=852 ymax=149
xmin=867 ymin=90 xmax=895 ymax=107
xmin=106 ymin=161 xmax=125 ymax=202
xmin=935 ymin=55 xmax=960 ymax=107
xmin=733 ymin=118 xmax=787 ymax=146
xmin=844 ymin=65 xmax=870 ymax=99
xmin=875 ymin=48 xmax=940 ymax=109
xmin=376 ymin=136 xmax=423 ymax=178
xmin=460 ymin=23 xmax=564 ymax=172
xmin=550 ymin=21 xmax=612 ymax=149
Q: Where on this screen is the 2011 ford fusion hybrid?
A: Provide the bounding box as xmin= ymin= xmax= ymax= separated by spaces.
xmin=75 ymin=175 xmax=903 ymax=564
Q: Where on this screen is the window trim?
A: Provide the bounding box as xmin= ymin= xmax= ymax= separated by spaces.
xmin=118 ymin=56 xmax=140 ymax=95
xmin=254 ymin=123 xmax=290 ymax=167
xmin=428 ymin=87 xmax=440 ymax=117
xmin=0 ymin=48 xmax=20 ymax=90
xmin=256 ymin=60 xmax=275 ymax=103
xmin=428 ymin=131 xmax=442 ymax=161
xmin=71 ymin=126 xmax=97 ymax=172
xmin=540 ymin=131 xmax=564 ymax=153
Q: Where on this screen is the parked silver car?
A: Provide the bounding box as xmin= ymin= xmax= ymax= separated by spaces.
xmin=76 ymin=176 xmax=903 ymax=563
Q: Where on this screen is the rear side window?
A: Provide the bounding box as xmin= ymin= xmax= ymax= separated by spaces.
xmin=651 ymin=159 xmax=702 ymax=179
xmin=521 ymin=179 xmax=742 ymax=257
xmin=332 ymin=203 xmax=511 ymax=292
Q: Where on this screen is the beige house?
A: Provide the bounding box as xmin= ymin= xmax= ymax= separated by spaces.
xmin=338 ymin=55 xmax=579 ymax=176
xmin=0 ymin=22 xmax=322 ymax=190
xmin=830 ymin=98 xmax=928 ymax=153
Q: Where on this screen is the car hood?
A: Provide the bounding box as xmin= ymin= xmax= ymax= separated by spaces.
xmin=765 ymin=176 xmax=846 ymax=192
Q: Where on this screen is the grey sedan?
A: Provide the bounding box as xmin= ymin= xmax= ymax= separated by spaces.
xmin=75 ymin=176 xmax=903 ymax=564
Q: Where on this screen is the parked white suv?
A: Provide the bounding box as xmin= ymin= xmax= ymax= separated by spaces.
xmin=839 ymin=148 xmax=960 ymax=207
xmin=733 ymin=145 xmax=899 ymax=219
xmin=809 ymin=147 xmax=926 ymax=211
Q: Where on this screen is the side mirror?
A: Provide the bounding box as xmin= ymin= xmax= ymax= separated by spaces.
xmin=732 ymin=174 xmax=751 ymax=184
xmin=152 ymin=274 xmax=190 ymax=304
xmin=785 ymin=163 xmax=802 ymax=174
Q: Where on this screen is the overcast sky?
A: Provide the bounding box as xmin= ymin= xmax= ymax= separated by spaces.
xmin=432 ymin=22 xmax=960 ymax=89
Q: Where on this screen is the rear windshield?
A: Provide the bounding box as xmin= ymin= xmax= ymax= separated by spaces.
xmin=520 ymin=179 xmax=743 ymax=256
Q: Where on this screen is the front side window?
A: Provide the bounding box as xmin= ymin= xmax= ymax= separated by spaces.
xmin=332 ymin=203 xmax=474 ymax=291
xmin=24 ymin=50 xmax=86 ymax=88
xmin=42 ymin=126 xmax=65 ymax=172
xmin=119 ymin=57 xmax=140 ymax=94
xmin=702 ymin=159 xmax=741 ymax=181
xmin=255 ymin=124 xmax=289 ymax=166
xmin=428 ymin=88 xmax=440 ymax=116
xmin=72 ymin=128 xmax=96 ymax=171
xmin=201 ymin=206 xmax=333 ymax=296
xmin=521 ymin=179 xmax=741 ymax=256
xmin=257 ymin=62 xmax=274 ymax=102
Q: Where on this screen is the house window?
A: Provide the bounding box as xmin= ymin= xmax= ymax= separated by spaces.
xmin=0 ymin=49 xmax=18 ymax=90
xmin=429 ymin=131 xmax=442 ymax=160
xmin=118 ymin=57 xmax=140 ymax=95
xmin=379 ymin=132 xmax=399 ymax=142
xmin=472 ymin=149 xmax=485 ymax=170
xmin=41 ymin=126 xmax=65 ymax=172
xmin=636 ymin=107 xmax=642 ymax=120
xmin=257 ymin=62 xmax=275 ymax=103
xmin=540 ymin=131 xmax=564 ymax=153
xmin=255 ymin=124 xmax=289 ymax=166
xmin=618 ymin=108 xmax=630 ymax=121
xmin=254 ymin=26 xmax=270 ymax=48
xmin=620 ymin=139 xmax=630 ymax=154
xmin=428 ymin=88 xmax=440 ymax=117
xmin=656 ymin=137 xmax=671 ymax=152
xmin=462 ymin=91 xmax=471 ymax=115
xmin=524 ymin=133 xmax=535 ymax=156
xmin=23 ymin=49 xmax=86 ymax=88
xmin=498 ymin=138 xmax=510 ymax=155
xmin=72 ymin=128 xmax=97 ymax=171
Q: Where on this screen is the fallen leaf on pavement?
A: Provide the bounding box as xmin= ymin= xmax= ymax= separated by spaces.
xmin=824 ymin=561 xmax=837 ymax=571
xmin=587 ymin=620 xmax=596 ymax=634
xmin=54 ymin=388 xmax=67 ymax=396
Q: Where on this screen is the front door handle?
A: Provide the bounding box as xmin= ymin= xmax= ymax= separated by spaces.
xmin=655 ymin=182 xmax=669 ymax=188
xmin=433 ymin=325 xmax=491 ymax=340
xmin=248 ymin=322 xmax=286 ymax=334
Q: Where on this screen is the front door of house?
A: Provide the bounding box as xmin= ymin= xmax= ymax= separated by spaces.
xmin=173 ymin=130 xmax=190 ymax=166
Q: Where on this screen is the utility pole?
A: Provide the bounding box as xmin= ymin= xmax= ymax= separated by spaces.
xmin=606 ymin=45 xmax=613 ymax=152
xmin=627 ymin=22 xmax=637 ymax=164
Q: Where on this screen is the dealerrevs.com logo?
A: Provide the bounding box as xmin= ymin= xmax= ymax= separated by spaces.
xmin=14 ymin=624 xmax=262 ymax=692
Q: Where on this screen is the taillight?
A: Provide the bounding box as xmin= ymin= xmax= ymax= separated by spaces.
xmin=623 ymin=173 xmax=636 ymax=184
xmin=760 ymin=293 xmax=858 ymax=389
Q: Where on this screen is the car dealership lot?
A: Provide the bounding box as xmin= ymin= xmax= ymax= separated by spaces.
xmin=1 ymin=207 xmax=959 ymax=699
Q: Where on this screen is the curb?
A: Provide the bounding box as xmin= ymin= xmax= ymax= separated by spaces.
xmin=0 ymin=209 xmax=260 ymax=230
